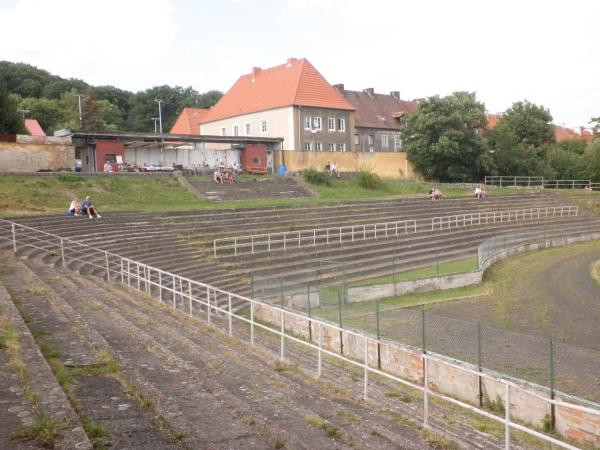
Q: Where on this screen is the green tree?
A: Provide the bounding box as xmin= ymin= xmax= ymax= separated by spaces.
xmin=485 ymin=100 xmax=555 ymax=176
xmin=81 ymin=88 xmax=103 ymax=131
xmin=584 ymin=138 xmax=600 ymax=181
xmin=0 ymin=82 xmax=24 ymax=133
xmin=18 ymin=97 xmax=65 ymax=134
xmin=401 ymin=91 xmax=489 ymax=182
xmin=545 ymin=143 xmax=587 ymax=180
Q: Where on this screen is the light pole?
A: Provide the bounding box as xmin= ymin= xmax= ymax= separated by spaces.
xmin=73 ymin=93 xmax=85 ymax=124
xmin=152 ymin=118 xmax=160 ymax=133
xmin=154 ymin=99 xmax=164 ymax=134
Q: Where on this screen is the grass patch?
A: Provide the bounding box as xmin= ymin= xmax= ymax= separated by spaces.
xmin=304 ymin=415 xmax=328 ymax=429
xmin=591 ymin=259 xmax=600 ymax=287
xmin=384 ymin=391 xmax=413 ymax=403
xmin=421 ymin=428 xmax=459 ymax=449
xmin=12 ymin=413 xmax=66 ymax=447
xmin=82 ymin=418 xmax=110 ymax=450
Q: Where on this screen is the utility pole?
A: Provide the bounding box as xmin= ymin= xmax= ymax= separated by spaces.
xmin=73 ymin=93 xmax=85 ymax=124
xmin=154 ymin=99 xmax=164 ymax=134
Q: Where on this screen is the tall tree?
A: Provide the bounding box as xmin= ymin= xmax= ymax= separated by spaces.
xmin=485 ymin=100 xmax=555 ymax=176
xmin=81 ymin=88 xmax=103 ymax=131
xmin=0 ymin=82 xmax=24 ymax=133
xmin=401 ymin=91 xmax=489 ymax=182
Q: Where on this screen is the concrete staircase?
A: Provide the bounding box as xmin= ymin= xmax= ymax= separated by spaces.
xmin=187 ymin=176 xmax=316 ymax=201
xmin=0 ymin=253 xmax=516 ymax=450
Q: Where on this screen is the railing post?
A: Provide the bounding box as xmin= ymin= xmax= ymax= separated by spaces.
xmin=363 ymin=337 xmax=369 ymax=399
xmin=280 ymin=309 xmax=285 ymax=360
xmin=250 ymin=302 xmax=255 ymax=346
xmin=127 ymin=260 xmax=131 ymax=287
xmin=313 ymin=229 xmax=316 ymax=247
xmin=120 ymin=259 xmax=124 ymax=284
xmin=188 ymin=280 xmax=193 ymax=317
xmin=60 ymin=238 xmax=65 ymax=267
xmin=105 ymin=251 xmax=110 ymax=281
xmin=206 ymin=286 xmax=211 ymax=323
xmin=11 ymin=223 xmax=17 ymax=253
xmin=213 ymin=240 xmax=217 ymax=258
xmin=505 ymin=383 xmax=511 ymax=450
xmin=268 ymin=234 xmax=271 ymax=252
xmin=317 ymin=322 xmax=322 ymax=377
xmin=137 ymin=264 xmax=140 ymax=290
xmin=172 ymin=275 xmax=176 ymax=308
xmin=423 ymin=354 xmax=429 ymax=427
xmin=228 ymin=294 xmax=232 ymax=337
xmin=158 ymin=271 xmax=162 ymax=302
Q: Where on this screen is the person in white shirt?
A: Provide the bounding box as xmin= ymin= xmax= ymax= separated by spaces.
xmin=103 ymin=161 xmax=113 ymax=173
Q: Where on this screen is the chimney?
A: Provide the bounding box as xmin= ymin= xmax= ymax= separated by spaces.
xmin=251 ymin=66 xmax=261 ymax=82
xmin=333 ymin=83 xmax=344 ymax=93
xmin=364 ymin=88 xmax=375 ymax=99
xmin=390 ymin=91 xmax=400 ymax=101
xmin=286 ymin=57 xmax=297 ymax=66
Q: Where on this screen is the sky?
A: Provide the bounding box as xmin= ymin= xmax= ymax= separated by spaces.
xmin=0 ymin=0 xmax=598 ymax=130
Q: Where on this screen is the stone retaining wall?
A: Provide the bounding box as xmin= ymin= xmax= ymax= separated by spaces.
xmin=0 ymin=136 xmax=74 ymax=172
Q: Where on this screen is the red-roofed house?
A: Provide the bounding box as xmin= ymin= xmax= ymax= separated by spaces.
xmin=199 ymin=58 xmax=356 ymax=152
xmin=24 ymin=119 xmax=46 ymax=137
xmin=169 ymin=107 xmax=208 ymax=135
xmin=334 ymin=85 xmax=417 ymax=152
xmin=488 ymin=113 xmax=593 ymax=143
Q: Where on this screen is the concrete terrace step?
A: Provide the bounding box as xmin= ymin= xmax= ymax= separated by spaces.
xmin=188 ymin=176 xmax=316 ymax=201
xmin=20 ymin=256 xmax=511 ymax=449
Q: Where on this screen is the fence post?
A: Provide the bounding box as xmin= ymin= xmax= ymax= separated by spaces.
xmin=11 ymin=223 xmax=17 ymax=253
xmin=105 ymin=251 xmax=110 ymax=281
xmin=306 ymin=285 xmax=312 ymax=341
xmin=505 ymin=383 xmax=511 ymax=450
xmin=60 ymin=238 xmax=65 ymax=267
xmin=171 ymin=275 xmax=175 ymax=308
xmin=158 ymin=271 xmax=162 ymax=302
xmin=421 ymin=309 xmax=426 ymax=354
xmin=120 ymin=259 xmax=124 ymax=284
xmin=228 ymin=294 xmax=232 ymax=336
xmin=376 ymin=299 xmax=382 ymax=369
xmin=376 ymin=299 xmax=381 ymax=341
xmin=127 ymin=260 xmax=131 ymax=287
xmin=280 ymin=279 xmax=285 ymax=307
xmin=137 ymin=264 xmax=140 ymax=291
xmin=550 ymin=337 xmax=556 ymax=431
xmin=393 ymin=257 xmax=397 ymax=296
xmin=338 ymin=290 xmax=344 ymax=355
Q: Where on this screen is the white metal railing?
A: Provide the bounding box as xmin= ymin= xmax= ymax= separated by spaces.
xmin=485 ymin=176 xmax=600 ymax=191
xmin=432 ymin=206 xmax=579 ymax=231
xmin=0 ymin=218 xmax=597 ymax=450
xmin=213 ymin=219 xmax=418 ymax=257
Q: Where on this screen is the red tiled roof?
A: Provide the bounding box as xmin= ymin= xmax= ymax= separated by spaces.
xmin=170 ymin=107 xmax=208 ymax=135
xmin=200 ymin=58 xmax=354 ymax=123
xmin=554 ymin=125 xmax=594 ymax=143
xmin=339 ymin=88 xmax=416 ymax=130
xmin=24 ymin=119 xmax=45 ymax=136
xmin=487 ymin=114 xmax=501 ymax=129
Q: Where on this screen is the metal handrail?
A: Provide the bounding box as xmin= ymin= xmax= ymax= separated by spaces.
xmin=0 ymin=218 xmax=597 ymax=449
xmin=431 ymin=206 xmax=578 ymax=230
xmin=213 ymin=219 xmax=418 ymax=257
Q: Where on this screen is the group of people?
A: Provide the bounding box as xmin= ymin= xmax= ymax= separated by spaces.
xmin=213 ymin=168 xmax=235 ymax=184
xmin=66 ymin=196 xmax=102 ymax=218
xmin=427 ymin=187 xmax=444 ymax=200
xmin=325 ymin=161 xmax=341 ymax=178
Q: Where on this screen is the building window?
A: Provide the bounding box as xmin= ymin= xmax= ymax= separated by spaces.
xmin=220 ymin=127 xmax=226 ymax=136
xmin=312 ymin=116 xmax=322 ymax=130
xmin=338 ymin=118 xmax=345 ymax=132
xmin=368 ymin=135 xmax=374 ymax=145
xmin=328 ymin=143 xmax=335 ymax=151
xmin=394 ymin=134 xmax=402 ymax=150
xmin=245 ymin=123 xmax=251 ymax=135
xmin=354 ymin=134 xmax=360 ymax=145
xmin=328 ymin=117 xmax=336 ymax=131
xmin=261 ymin=120 xmax=267 ymax=133
xmin=304 ymin=141 xmax=313 ymax=151
xmin=233 ymin=125 xmax=239 ymax=136
xmin=382 ymin=134 xmax=388 ymax=149
xmin=315 ymin=142 xmax=322 ymax=151
xmin=337 ymin=143 xmax=346 ymax=152
xmin=304 ymin=116 xmax=311 ymax=130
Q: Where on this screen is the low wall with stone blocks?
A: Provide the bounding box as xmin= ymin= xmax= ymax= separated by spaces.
xmin=0 ymin=135 xmax=74 ymax=172
xmin=253 ymin=301 xmax=600 ymax=446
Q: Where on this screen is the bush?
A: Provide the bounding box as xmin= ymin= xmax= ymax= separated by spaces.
xmin=301 ymin=167 xmax=331 ymax=186
xmin=57 ymin=174 xmax=84 ymax=183
xmin=356 ymin=170 xmax=381 ymax=189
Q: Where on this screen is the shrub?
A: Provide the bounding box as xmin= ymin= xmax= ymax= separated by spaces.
xmin=301 ymin=167 xmax=331 ymax=186
xmin=356 ymin=169 xmax=381 ymax=189
xmin=57 ymin=174 xmax=84 ymax=183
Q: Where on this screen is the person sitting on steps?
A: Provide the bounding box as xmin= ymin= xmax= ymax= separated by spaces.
xmin=213 ymin=168 xmax=223 ymax=184
xmin=330 ymin=161 xmax=341 ymax=178
xmin=66 ymin=197 xmax=81 ymax=216
xmin=81 ymin=196 xmax=102 ymax=218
